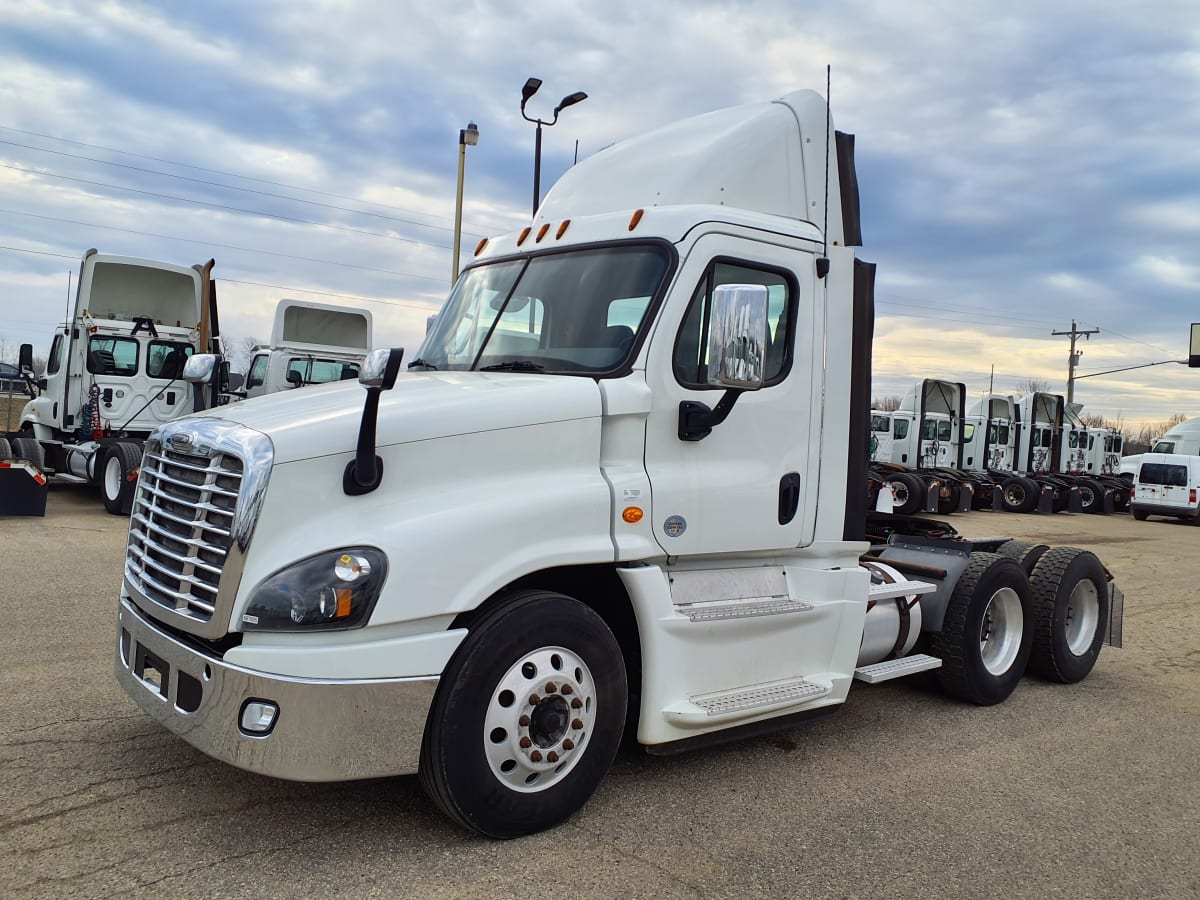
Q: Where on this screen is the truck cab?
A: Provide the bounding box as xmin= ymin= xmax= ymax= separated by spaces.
xmin=9 ymin=251 xmax=219 ymax=511
xmin=243 ymin=300 xmax=371 ymax=399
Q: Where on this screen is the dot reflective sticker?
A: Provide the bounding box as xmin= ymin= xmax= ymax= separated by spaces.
xmin=663 ymin=515 xmax=687 ymax=537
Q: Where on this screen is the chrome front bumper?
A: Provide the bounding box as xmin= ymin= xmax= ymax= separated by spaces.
xmin=116 ymin=599 xmax=438 ymax=781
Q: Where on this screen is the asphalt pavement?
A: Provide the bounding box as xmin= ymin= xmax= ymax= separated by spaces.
xmin=2 ymin=487 xmax=1197 ymax=898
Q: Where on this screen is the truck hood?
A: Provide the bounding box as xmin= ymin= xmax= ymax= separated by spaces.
xmin=196 ymin=372 xmax=603 ymax=464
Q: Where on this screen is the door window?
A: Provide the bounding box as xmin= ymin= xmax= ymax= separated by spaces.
xmin=87 ymin=336 xmax=139 ymax=376
xmin=246 ymin=354 xmax=269 ymax=389
xmin=673 ymin=260 xmax=794 ymax=388
xmin=893 ymin=418 xmax=909 ymax=439
xmin=871 ymin=414 xmax=891 ymax=433
xmin=147 ymin=341 xmax=194 ymax=379
xmin=47 ymin=334 xmax=64 ymax=375
xmin=286 ymin=357 xmax=361 ymax=385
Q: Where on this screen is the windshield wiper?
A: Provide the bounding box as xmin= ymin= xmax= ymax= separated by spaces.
xmin=478 ymin=360 xmax=545 ymax=372
xmin=407 ymin=358 xmax=438 ymax=370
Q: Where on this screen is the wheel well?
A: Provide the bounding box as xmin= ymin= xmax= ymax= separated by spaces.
xmin=450 ymin=564 xmax=643 ymax=739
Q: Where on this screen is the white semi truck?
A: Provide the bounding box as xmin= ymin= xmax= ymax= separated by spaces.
xmin=6 ymin=250 xmax=223 ymax=513
xmin=114 ymin=91 xmax=1122 ymax=838
xmin=241 ymin=299 xmax=371 ymax=399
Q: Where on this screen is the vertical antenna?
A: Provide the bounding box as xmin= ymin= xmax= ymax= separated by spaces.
xmin=64 ymin=271 xmax=72 ymax=326
xmin=823 ymin=63 xmax=831 ymax=258
xmin=574 ymin=139 xmax=579 ymax=165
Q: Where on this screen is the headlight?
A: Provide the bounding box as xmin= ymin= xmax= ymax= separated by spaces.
xmin=241 ymin=548 xmax=387 ymax=631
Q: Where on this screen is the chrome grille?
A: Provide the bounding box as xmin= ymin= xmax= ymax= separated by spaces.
xmin=126 ymin=446 xmax=244 ymax=623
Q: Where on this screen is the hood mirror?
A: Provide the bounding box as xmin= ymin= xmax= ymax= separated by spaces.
xmin=345 ymin=348 xmax=404 ymax=495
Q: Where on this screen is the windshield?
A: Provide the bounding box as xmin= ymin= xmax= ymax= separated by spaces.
xmin=415 ymin=245 xmax=670 ymax=374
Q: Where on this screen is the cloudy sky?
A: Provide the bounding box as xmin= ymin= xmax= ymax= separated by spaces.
xmin=1 ymin=0 xmax=1197 ymax=426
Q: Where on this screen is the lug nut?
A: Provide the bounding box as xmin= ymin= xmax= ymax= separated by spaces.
xmin=570 ymin=697 xmax=583 ymax=709
xmin=529 ymin=695 xmax=540 ymax=706
xmin=544 ymin=682 xmax=557 ymax=693
xmin=571 ymin=718 xmax=583 ymax=730
xmin=520 ymin=736 xmax=532 ymax=749
xmin=560 ymin=685 xmax=573 ymax=695
xmin=563 ymin=739 xmax=575 ymax=750
xmin=547 ymin=751 xmax=559 ymax=763
xmin=530 ymin=750 xmax=543 ymax=762
xmin=518 ymin=715 xmax=531 ymax=727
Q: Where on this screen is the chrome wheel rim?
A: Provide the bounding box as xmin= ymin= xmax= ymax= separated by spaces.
xmin=1004 ymin=484 xmax=1025 ymax=506
xmin=979 ymin=587 xmax=1023 ymax=675
xmin=483 ymin=646 xmax=597 ymax=793
xmin=1078 ymin=485 xmax=1095 ymax=507
xmin=104 ymin=455 xmax=123 ymax=500
xmin=1065 ymin=579 xmax=1100 ymax=655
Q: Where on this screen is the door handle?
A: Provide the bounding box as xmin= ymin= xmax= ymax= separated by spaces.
xmin=778 ymin=472 xmax=802 ymax=525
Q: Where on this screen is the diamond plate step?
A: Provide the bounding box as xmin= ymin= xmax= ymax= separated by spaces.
xmin=868 ymin=579 xmax=937 ymax=602
xmin=676 ymin=597 xmax=813 ymax=622
xmin=854 ymin=653 xmax=942 ymax=684
xmin=662 ymin=677 xmax=831 ymax=728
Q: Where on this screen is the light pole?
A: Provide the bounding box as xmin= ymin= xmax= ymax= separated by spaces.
xmin=520 ymin=77 xmax=587 ymax=216
xmin=452 ymin=121 xmax=479 ymax=285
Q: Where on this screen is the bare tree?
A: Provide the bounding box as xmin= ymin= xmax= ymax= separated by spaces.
xmin=871 ymin=395 xmax=903 ymax=412
xmin=1133 ymin=413 xmax=1188 ymax=446
xmin=221 ymin=335 xmax=262 ymax=374
xmin=1014 ymin=376 xmax=1053 ymax=395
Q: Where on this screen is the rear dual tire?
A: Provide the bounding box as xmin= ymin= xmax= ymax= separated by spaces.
xmin=932 ymin=554 xmax=1033 ymax=705
xmin=1027 ymin=548 xmax=1108 ymax=683
xmin=1000 ymin=476 xmax=1039 ymax=513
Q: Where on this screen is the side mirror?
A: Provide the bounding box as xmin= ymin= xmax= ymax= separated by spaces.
xmin=183 ymin=353 xmax=218 ymax=383
xmin=705 ymin=284 xmax=769 ymax=390
xmin=18 ymin=343 xmax=34 ymax=374
xmin=1190 ymin=321 xmax=1199 ymax=367
xmin=346 ymin=348 xmax=404 ymax=495
xmin=286 ymin=370 xmax=304 ymax=388
xmin=225 ymin=371 xmax=244 ymax=392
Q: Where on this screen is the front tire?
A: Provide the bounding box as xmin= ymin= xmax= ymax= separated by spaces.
xmin=1027 ymin=548 xmax=1108 ymax=683
xmin=101 ymin=442 xmax=142 ymax=514
xmin=419 ymin=590 xmax=627 ymax=838
xmin=932 ymin=553 xmax=1033 ymax=705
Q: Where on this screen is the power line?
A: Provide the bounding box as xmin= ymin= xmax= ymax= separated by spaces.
xmin=0 ymin=122 xmax=516 ymax=234
xmin=1 ymin=207 xmax=447 ymax=283
xmin=0 ymin=162 xmax=453 ymax=249
xmin=0 ymin=137 xmax=497 ymax=239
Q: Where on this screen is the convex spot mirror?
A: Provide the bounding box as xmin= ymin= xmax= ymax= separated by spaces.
xmin=183 ymin=353 xmax=217 ymax=384
xmin=706 ymin=284 xmax=769 ymax=390
xmin=286 ymin=370 xmax=304 ymax=388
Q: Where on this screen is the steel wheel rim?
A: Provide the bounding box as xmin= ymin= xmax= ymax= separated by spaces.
xmin=483 ymin=646 xmax=597 ymax=793
xmin=979 ymin=587 xmax=1023 ymax=675
xmin=889 ymin=480 xmax=909 ymax=505
xmin=1065 ymin=579 xmax=1100 ymax=655
xmin=1004 ymin=484 xmax=1025 ymax=506
xmin=104 ymin=455 xmax=123 ymax=500
xmin=1079 ymin=485 xmax=1095 ymax=507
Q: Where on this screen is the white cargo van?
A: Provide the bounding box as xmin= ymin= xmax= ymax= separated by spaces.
xmin=1131 ymin=453 xmax=1200 ymax=523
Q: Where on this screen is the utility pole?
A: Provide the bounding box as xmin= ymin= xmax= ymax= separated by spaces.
xmin=1052 ymin=320 xmax=1100 ymax=405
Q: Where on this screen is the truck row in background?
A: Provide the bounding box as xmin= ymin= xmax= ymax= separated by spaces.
xmin=868 ymin=380 xmax=1134 ymax=517
xmin=1 ymin=249 xmax=369 ymax=513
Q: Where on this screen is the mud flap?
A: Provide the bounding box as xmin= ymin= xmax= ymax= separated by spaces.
xmin=1037 ymin=486 xmax=1055 ymax=514
xmin=1105 ymin=583 xmax=1124 ymax=648
xmin=1068 ymin=488 xmax=1083 ymax=513
xmin=925 ymin=481 xmax=940 ymax=513
xmin=957 ymin=483 xmax=973 ymax=513
xmin=992 ymin=486 xmax=1005 ymax=511
xmin=1102 ymin=491 xmax=1116 ymax=514
xmin=0 ymin=461 xmax=48 ymax=516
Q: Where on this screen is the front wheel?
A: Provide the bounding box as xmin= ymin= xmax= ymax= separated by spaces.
xmin=101 ymin=442 xmax=142 ymax=514
xmin=932 ymin=553 xmax=1033 ymax=705
xmin=419 ymin=590 xmax=627 ymax=838
xmin=1027 ymin=548 xmax=1108 ymax=683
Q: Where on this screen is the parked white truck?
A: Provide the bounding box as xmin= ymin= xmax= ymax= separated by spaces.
xmin=241 ymin=299 xmax=371 ymax=399
xmin=114 ymin=91 xmax=1121 ymax=838
xmin=6 ymin=250 xmax=223 ymax=513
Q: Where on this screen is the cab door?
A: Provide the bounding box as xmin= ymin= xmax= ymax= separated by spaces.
xmin=643 ymin=233 xmax=818 ymax=557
